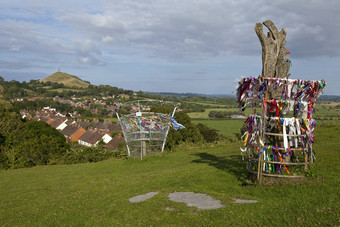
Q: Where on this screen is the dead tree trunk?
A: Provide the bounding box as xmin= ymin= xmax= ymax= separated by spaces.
xmin=255 ymin=20 xmax=292 ymax=156
xmin=255 ymin=20 xmax=291 ymax=79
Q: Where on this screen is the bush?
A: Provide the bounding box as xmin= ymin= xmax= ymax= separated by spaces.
xmin=150 ymin=106 xmax=223 ymax=148
xmin=13 ymin=121 xmax=69 ymax=167
xmin=196 ymin=123 xmax=221 ymax=143
xmin=208 ymin=111 xmax=243 ymax=119
xmin=151 ymin=106 xmax=203 ymax=150
xmin=0 ymin=108 xmax=70 ymax=169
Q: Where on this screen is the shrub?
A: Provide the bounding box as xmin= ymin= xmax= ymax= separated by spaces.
xmin=151 ymin=106 xmax=203 ymax=150
xmin=208 ymin=111 xmax=243 ymax=119
xmin=196 ymin=123 xmax=221 ymax=143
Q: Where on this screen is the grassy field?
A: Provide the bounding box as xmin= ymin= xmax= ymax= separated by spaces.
xmin=184 ymin=101 xmax=227 ymax=108
xmin=314 ymin=104 xmax=340 ymax=120
xmin=188 ymin=104 xmax=340 ymax=121
xmin=0 ymin=123 xmax=339 ymax=226
xmin=188 ymin=107 xmax=255 ymax=119
xmin=193 ymin=119 xmax=243 ymax=139
xmin=190 ymin=104 xmax=340 ymax=139
xmin=99 ymin=117 xmax=118 ymax=123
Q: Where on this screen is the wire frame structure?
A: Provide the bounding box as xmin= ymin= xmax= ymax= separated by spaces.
xmin=116 ymin=100 xmax=176 ymax=159
xmin=236 ymin=76 xmax=326 ymax=182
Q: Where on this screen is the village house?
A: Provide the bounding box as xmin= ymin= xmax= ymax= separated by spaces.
xmin=78 ymin=130 xmax=112 ymax=147
xmin=40 ymin=117 xmax=50 ymax=123
xmin=50 ymin=119 xmax=63 ymax=129
xmin=75 ymin=120 xmax=91 ymax=129
xmin=105 ymin=135 xmax=125 ymax=150
xmin=56 ymin=120 xmax=68 ymax=130
xmin=43 ymin=106 xmax=56 ymax=112
xmin=61 ymin=125 xmax=86 ymax=142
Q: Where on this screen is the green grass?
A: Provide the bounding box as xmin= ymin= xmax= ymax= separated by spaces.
xmin=0 ymin=124 xmax=339 ymax=226
xmin=193 ymin=119 xmax=243 ymax=139
xmin=103 ymin=117 xmax=118 ymax=122
xmin=188 ymin=108 xmax=253 ymax=119
xmin=184 ymin=101 xmax=227 ymax=108
xmin=89 ymin=117 xmax=118 ymax=123
xmin=187 ymin=104 xmax=340 ymax=121
xmin=313 ymin=105 xmax=340 ymax=120
xmin=188 ymin=108 xmax=237 ymax=119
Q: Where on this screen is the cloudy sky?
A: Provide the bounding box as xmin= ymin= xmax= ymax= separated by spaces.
xmin=0 ymin=0 xmax=339 ymax=95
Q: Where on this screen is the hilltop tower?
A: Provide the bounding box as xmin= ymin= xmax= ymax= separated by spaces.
xmin=58 ymin=67 xmax=60 ymax=72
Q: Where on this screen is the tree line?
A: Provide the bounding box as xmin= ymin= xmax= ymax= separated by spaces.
xmin=208 ymin=110 xmax=244 ymax=119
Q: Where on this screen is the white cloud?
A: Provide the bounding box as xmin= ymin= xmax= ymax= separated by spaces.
xmin=102 ymin=35 xmax=114 ymax=43
xmin=2 ymin=0 xmax=340 ymax=63
xmin=60 ymin=13 xmax=126 ymax=42
xmin=53 ymin=0 xmax=340 ymax=59
xmin=1 ymin=0 xmax=340 ymax=94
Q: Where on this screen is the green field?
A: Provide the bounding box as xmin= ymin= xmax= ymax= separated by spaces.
xmin=193 ymin=119 xmax=243 ymax=139
xmin=102 ymin=117 xmax=118 ymax=122
xmin=184 ymin=101 xmax=227 ymax=107
xmin=0 ymin=124 xmax=339 ymax=226
xmin=188 ymin=104 xmax=340 ymax=122
xmin=188 ymin=107 xmax=255 ymax=119
xmin=314 ymin=104 xmax=340 ymax=120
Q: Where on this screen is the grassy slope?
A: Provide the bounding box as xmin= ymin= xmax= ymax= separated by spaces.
xmin=0 ymin=124 xmax=339 ymax=226
xmin=40 ymin=72 xmax=90 ymax=88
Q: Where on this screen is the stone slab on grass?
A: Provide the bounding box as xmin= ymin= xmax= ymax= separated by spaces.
xmin=168 ymin=192 xmax=225 ymax=210
xmin=128 ymin=192 xmax=159 ymax=203
xmin=234 ymin=199 xmax=258 ymax=204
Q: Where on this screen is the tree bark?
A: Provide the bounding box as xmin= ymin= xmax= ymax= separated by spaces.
xmin=255 ymin=20 xmax=291 ymax=79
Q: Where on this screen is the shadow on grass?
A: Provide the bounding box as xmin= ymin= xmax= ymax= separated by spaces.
xmin=191 ymin=152 xmax=249 ymax=185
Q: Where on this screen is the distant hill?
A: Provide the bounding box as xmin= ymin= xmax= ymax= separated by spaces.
xmin=40 ymin=72 xmax=90 ymax=88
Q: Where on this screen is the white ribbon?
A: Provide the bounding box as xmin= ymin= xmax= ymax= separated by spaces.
xmin=287 ymin=118 xmax=296 ymax=147
xmin=287 ymin=82 xmax=292 ymax=99
xmin=283 ymin=118 xmax=289 ymax=149
xmin=295 ymin=118 xmax=301 ymax=147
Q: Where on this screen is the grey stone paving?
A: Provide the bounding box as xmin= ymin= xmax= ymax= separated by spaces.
xmin=233 ymin=199 xmax=259 ymax=204
xmin=128 ymin=192 xmax=159 ymax=203
xmin=168 ymin=192 xmax=225 ymax=210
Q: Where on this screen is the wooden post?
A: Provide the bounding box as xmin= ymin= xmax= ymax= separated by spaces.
xmin=304 ymin=143 xmax=310 ymax=171
xmin=257 ymin=153 xmax=263 ymax=183
xmin=257 ymin=88 xmax=268 ymax=183
xmin=143 ymin=141 xmax=146 ymax=157
xmin=304 ymin=150 xmax=308 ymax=171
